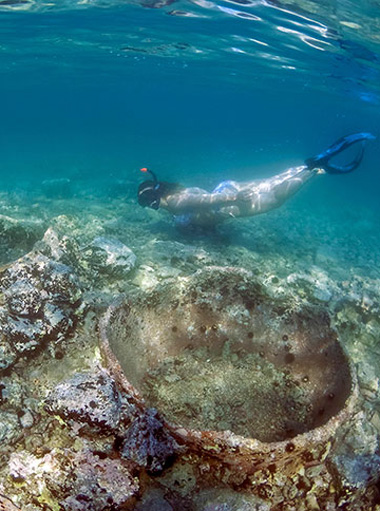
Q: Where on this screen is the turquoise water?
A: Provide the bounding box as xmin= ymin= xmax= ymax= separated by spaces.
xmin=0 ymin=0 xmax=380 ymax=210
xmin=2 ymin=3 xmax=380 ymax=508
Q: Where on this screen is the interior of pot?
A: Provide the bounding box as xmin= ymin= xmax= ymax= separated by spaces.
xmin=104 ymin=270 xmax=352 ymax=443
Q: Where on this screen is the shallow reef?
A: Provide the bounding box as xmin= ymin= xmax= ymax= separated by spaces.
xmin=0 ymin=187 xmax=380 ymax=510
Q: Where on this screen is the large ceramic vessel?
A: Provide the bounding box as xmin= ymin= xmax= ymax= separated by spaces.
xmin=100 ymin=267 xmax=358 ymax=479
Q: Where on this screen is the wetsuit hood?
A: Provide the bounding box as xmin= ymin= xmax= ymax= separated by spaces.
xmin=138 ymin=167 xmax=162 ymax=209
xmin=137 ymin=168 xmax=184 ymax=210
xmin=138 ymin=180 xmax=162 ymax=209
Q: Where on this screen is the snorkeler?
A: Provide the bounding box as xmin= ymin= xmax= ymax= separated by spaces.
xmin=137 ymin=132 xmax=375 ymax=228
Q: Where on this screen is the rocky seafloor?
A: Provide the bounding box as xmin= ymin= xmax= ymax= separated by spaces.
xmin=1 ymin=178 xmax=380 ymax=510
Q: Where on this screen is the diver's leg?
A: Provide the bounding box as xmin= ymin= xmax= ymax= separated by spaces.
xmin=240 ymin=165 xmax=319 ymax=215
xmin=254 ymin=132 xmax=376 ymax=213
xmin=269 ymin=166 xmax=319 ymax=201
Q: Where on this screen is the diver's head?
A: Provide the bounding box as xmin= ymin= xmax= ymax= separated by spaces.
xmin=138 ymin=180 xmax=162 ymax=209
xmin=138 ymin=167 xmax=163 ymax=210
xmin=138 ymin=167 xmax=183 ymax=210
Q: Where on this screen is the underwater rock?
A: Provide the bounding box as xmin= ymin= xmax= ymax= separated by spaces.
xmin=81 ymin=236 xmax=136 ymax=279
xmin=340 ymin=412 xmax=379 ymax=455
xmin=0 ymin=335 xmax=16 ymax=372
xmin=0 ymin=377 xmax=24 ymax=407
xmin=37 ymin=228 xmax=137 ymax=295
xmin=59 ymin=450 xmax=139 ymax=511
xmin=7 ymin=448 xmax=138 ymax=510
xmin=45 ymin=370 xmax=123 ymax=434
xmin=132 ymin=240 xmax=212 ymax=288
xmin=286 ymin=268 xmax=337 ymax=304
xmin=120 ymin=408 xmax=178 ymax=475
xmin=325 ymin=411 xmax=380 ymax=503
xmin=0 ymin=411 xmax=23 ymax=445
xmin=18 ymin=408 xmax=34 ymax=429
xmin=41 ymin=178 xmax=73 ymax=199
xmin=329 ymin=452 xmax=380 ymax=491
xmin=8 ymin=450 xmax=64 ymax=504
xmin=7 ymin=450 xmax=68 ymax=508
xmin=0 ymin=375 xmax=33 ymax=451
xmin=0 ymin=214 xmax=45 ymax=262
xmin=36 ymin=226 xmax=81 ymax=267
xmin=0 ymin=252 xmax=82 ymax=371
xmin=48 ymin=214 xmax=105 ymax=247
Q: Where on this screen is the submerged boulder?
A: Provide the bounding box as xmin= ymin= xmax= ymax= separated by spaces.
xmin=45 ymin=370 xmax=124 ymax=434
xmin=59 ymin=450 xmax=139 ymax=511
xmin=0 ymin=410 xmax=23 ymax=446
xmin=0 ymin=215 xmax=45 ymax=250
xmin=0 ymin=214 xmax=45 ymax=264
xmin=8 ymin=448 xmax=139 ymax=511
xmin=80 ymin=236 xmax=136 ymax=279
xmin=0 ymin=252 xmax=82 ymax=372
xmin=121 ymin=408 xmax=178 ymax=475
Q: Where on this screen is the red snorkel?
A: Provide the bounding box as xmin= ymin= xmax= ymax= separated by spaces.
xmin=140 ymin=167 xmax=159 ymax=187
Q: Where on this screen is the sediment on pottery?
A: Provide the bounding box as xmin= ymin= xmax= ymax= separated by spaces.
xmin=100 ymin=267 xmax=358 ymax=477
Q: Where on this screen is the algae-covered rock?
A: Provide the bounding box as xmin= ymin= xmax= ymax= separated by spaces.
xmin=0 ymin=411 xmax=23 ymax=445
xmin=7 ymin=447 xmax=139 ymax=511
xmin=157 ymin=461 xmax=197 ymax=498
xmin=45 ymin=370 xmax=123 ymax=434
xmin=36 ymin=227 xmax=81 ymax=268
xmin=59 ymin=450 xmax=139 ymax=511
xmin=0 ymin=214 xmax=46 ymax=264
xmin=81 ymin=236 xmax=136 ymax=279
xmin=37 ymin=229 xmax=137 ymax=293
xmin=0 ymin=496 xmax=20 ymax=511
xmin=330 ymin=453 xmax=380 ymax=491
xmin=0 ymin=253 xmax=82 ymax=372
xmin=0 ymin=214 xmax=45 ymax=250
xmin=121 ymin=408 xmax=178 ymax=475
xmin=0 ymin=377 xmax=24 ymax=408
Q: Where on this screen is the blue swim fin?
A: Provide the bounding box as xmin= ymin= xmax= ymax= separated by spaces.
xmin=305 ymin=132 xmax=376 ymax=174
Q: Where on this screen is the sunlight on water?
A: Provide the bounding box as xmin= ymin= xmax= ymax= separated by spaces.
xmin=0 ymin=0 xmax=379 ymax=103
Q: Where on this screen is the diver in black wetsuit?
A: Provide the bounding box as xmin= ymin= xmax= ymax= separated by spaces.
xmin=137 ymin=132 xmax=375 ymax=228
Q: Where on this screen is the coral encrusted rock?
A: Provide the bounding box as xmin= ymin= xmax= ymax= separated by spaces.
xmin=45 ymin=370 xmax=123 ymax=434
xmin=59 ymin=450 xmax=139 ymax=510
xmin=121 ymin=408 xmax=178 ymax=475
xmin=0 ymin=252 xmax=82 ymax=371
xmin=81 ymin=236 xmax=136 ymax=279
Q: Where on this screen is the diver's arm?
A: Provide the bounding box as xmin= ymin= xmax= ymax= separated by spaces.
xmin=163 ymin=188 xmax=238 ymax=212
